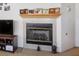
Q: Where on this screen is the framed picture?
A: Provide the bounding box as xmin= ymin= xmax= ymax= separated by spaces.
xmin=35 ymin=8 xmax=43 ymax=14
xmin=42 ymin=9 xmax=49 ymax=14
xmin=49 ymin=8 xmax=55 ymax=14
xmin=4 ymin=6 xmax=10 ymax=11
xmin=0 ymin=3 xmax=3 ymax=6
xmin=28 ymin=10 xmax=34 ymax=14
xmin=20 ymin=9 xmax=28 ymax=14
xmin=0 ymin=7 xmax=2 ymax=10
xmin=34 ymin=9 xmax=39 ymax=14
xmin=4 ymin=3 xmax=7 ymax=5
xmin=54 ymin=8 xmax=60 ymax=13
xmin=49 ymin=8 xmax=60 ymax=14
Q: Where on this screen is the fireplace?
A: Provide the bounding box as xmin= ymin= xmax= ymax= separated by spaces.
xmin=26 ymin=23 xmax=53 ymax=45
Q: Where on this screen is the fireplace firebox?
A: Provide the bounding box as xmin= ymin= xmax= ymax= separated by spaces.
xmin=26 ymin=23 xmax=53 ymax=45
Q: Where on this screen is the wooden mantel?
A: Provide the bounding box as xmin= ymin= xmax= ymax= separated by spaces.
xmin=20 ymin=13 xmax=61 ymax=18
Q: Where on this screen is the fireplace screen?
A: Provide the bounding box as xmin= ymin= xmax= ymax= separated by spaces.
xmin=26 ymin=23 xmax=52 ymax=45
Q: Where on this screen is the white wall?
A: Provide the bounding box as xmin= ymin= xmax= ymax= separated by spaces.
xmin=61 ymin=3 xmax=75 ymax=52
xmin=75 ymin=4 xmax=79 ymax=47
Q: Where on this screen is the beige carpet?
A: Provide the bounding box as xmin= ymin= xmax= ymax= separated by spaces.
xmin=0 ymin=48 xmax=79 ymax=56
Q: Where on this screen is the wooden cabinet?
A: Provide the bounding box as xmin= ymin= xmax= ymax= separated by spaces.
xmin=0 ymin=35 xmax=17 ymax=52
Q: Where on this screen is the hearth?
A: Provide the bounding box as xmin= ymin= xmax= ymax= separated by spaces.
xmin=26 ymin=23 xmax=53 ymax=45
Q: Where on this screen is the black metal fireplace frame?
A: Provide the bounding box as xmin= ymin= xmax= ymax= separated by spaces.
xmin=26 ymin=23 xmax=53 ymax=46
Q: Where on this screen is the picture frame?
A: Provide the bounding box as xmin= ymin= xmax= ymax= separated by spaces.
xmin=4 ymin=3 xmax=8 ymax=5
xmin=42 ymin=9 xmax=49 ymax=14
xmin=34 ymin=9 xmax=39 ymax=14
xmin=49 ymin=8 xmax=60 ymax=14
xmin=28 ymin=9 xmax=34 ymax=14
xmin=4 ymin=5 xmax=10 ymax=11
xmin=0 ymin=3 xmax=3 ymax=6
xmin=35 ymin=8 xmax=43 ymax=14
xmin=20 ymin=9 xmax=28 ymax=14
xmin=49 ymin=8 xmax=55 ymax=14
xmin=0 ymin=7 xmax=2 ymax=10
xmin=54 ymin=8 xmax=60 ymax=14
xmin=0 ymin=3 xmax=11 ymax=11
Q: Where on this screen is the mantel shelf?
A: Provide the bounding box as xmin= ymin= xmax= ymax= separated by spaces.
xmin=20 ymin=14 xmax=61 ymax=18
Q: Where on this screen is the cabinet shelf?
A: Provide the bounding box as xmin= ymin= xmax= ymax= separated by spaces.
xmin=20 ymin=13 xmax=61 ymax=18
xmin=0 ymin=43 xmax=6 ymax=45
